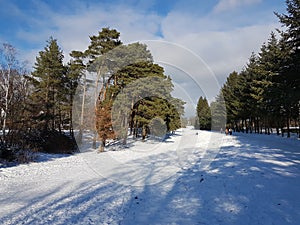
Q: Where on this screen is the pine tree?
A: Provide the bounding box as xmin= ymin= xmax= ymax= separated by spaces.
xmin=29 ymin=37 xmax=66 ymax=131
xmin=210 ymin=92 xmax=227 ymax=131
xmin=84 ymin=28 xmax=122 ymax=151
xmin=76 ymin=28 xmax=185 ymax=149
xmin=113 ymin=63 xmax=184 ymax=142
xmin=256 ymin=32 xmax=286 ymax=134
xmin=196 ymin=96 xmax=211 ymax=130
xmin=68 ymin=50 xmax=87 ymax=143
xmin=222 ymin=71 xmax=240 ymax=128
xmin=219 ymin=0 xmax=300 ymax=137
xmin=64 ymin=58 xmax=83 ymax=136
xmin=275 ymin=0 xmax=300 ymax=137
xmin=238 ymin=54 xmax=260 ymax=132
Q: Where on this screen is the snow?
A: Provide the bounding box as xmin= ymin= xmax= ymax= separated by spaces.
xmin=1 ymin=126 xmax=300 ymax=225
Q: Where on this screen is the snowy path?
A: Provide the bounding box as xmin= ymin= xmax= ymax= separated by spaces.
xmin=1 ymin=127 xmax=300 ymax=224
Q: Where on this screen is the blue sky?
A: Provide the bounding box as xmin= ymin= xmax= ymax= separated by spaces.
xmin=0 ymin=0 xmax=286 ymax=116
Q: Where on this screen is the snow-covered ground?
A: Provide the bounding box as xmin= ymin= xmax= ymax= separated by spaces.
xmin=1 ymin=127 xmax=300 ymax=225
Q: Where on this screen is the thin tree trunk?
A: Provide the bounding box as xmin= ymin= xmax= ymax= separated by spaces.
xmin=129 ymin=100 xmax=134 ymax=135
xmin=287 ymin=115 xmax=290 ymax=138
xmin=298 ymin=110 xmax=300 ymax=139
xmin=241 ymin=119 xmax=245 ymax=133
xmin=58 ymin=103 xmax=62 ymax=134
xmin=94 ymin=63 xmax=112 ymax=152
xmin=235 ymin=121 xmax=239 ymax=132
xmin=93 ymin=64 xmax=103 ymax=149
xmin=78 ymin=73 xmax=87 ymax=145
xmin=2 ymin=65 xmax=11 ymax=139
xmin=98 ymin=138 xmax=105 ymax=153
xmin=122 ymin=115 xmax=128 ymax=145
xmin=69 ymin=94 xmax=74 ymax=138
xmin=276 ymin=121 xmax=280 ymax=135
xmin=142 ymin=125 xmax=147 ymax=141
xmin=264 ymin=117 xmax=267 ymax=135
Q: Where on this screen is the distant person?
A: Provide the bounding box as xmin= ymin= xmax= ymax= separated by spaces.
xmin=229 ymin=128 xmax=232 ymax=135
xmin=225 ymin=128 xmax=229 ymax=135
xmin=220 ymin=128 xmax=223 ymax=133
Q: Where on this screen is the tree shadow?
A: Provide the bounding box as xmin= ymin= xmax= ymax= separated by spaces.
xmin=118 ymin=133 xmax=300 ymax=224
xmin=1 ymin=133 xmax=299 ymax=224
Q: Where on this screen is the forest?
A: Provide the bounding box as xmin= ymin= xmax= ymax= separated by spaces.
xmin=196 ymin=0 xmax=299 ymax=138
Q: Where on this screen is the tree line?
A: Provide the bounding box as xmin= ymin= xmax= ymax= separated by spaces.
xmin=195 ymin=0 xmax=300 ymax=138
xmin=0 ymin=28 xmax=185 ymax=161
xmin=0 ymin=38 xmax=81 ymax=161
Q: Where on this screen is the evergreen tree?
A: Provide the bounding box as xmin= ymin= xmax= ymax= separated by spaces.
xmin=168 ymin=98 xmax=185 ymax=132
xmin=86 ymin=27 xmax=122 ymax=62
xmin=256 ymin=32 xmax=286 ymax=134
xmin=112 ymin=62 xmax=184 ymax=142
xmin=196 ymin=96 xmax=211 ymax=130
xmin=222 ymin=71 xmax=240 ymax=128
xmin=84 ymin=27 xmax=122 ymax=151
xmin=29 ymin=37 xmax=66 ymax=131
xmin=239 ymin=54 xmax=260 ymax=132
xmin=71 ymin=27 xmax=185 ymax=150
xmin=210 ymin=93 xmax=227 ymax=131
xmin=275 ymin=0 xmax=300 ymax=137
xmin=218 ymin=0 xmax=299 ymax=138
xmin=64 ymin=58 xmax=83 ymax=136
xmin=69 ymin=50 xmax=87 ymax=143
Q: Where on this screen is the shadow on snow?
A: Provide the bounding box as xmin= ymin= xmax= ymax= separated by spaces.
xmin=1 ymin=132 xmax=300 ymax=225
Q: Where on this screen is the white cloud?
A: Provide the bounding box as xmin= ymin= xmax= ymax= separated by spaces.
xmin=161 ymin=10 xmax=279 ymax=84
xmin=185 ymin=24 xmax=277 ymax=81
xmin=8 ymin=0 xmax=282 ymax=116
xmin=213 ymin=0 xmax=262 ymax=13
xmin=156 ymin=8 xmax=280 ymax=117
xmin=17 ymin=2 xmax=162 ymax=66
xmin=14 ymin=1 xmax=279 ymax=79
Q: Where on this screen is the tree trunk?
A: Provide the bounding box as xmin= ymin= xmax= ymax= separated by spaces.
xmin=58 ymin=103 xmax=62 ymax=134
xmin=264 ymin=117 xmax=267 ymax=135
xmin=122 ymin=114 xmax=128 ymax=145
xmin=78 ymin=73 xmax=87 ymax=144
xmin=235 ymin=121 xmax=239 ymax=132
xmin=93 ymin=63 xmax=104 ymax=149
xmin=69 ymin=94 xmax=74 ymax=138
xmin=129 ymin=100 xmax=135 ymax=135
xmin=256 ymin=117 xmax=260 ymax=134
xmin=142 ymin=125 xmax=147 ymax=141
xmin=2 ymin=65 xmax=11 ymax=139
xmin=276 ymin=121 xmax=280 ymax=135
xmin=98 ymin=138 xmax=105 ymax=153
xmin=241 ymin=119 xmax=245 ymax=133
xmin=298 ymin=114 xmax=300 ymax=139
xmin=93 ymin=130 xmax=97 ymax=149
xmin=287 ymin=115 xmax=290 ymax=138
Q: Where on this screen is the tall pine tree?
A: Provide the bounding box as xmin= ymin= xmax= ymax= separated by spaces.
xmin=275 ymin=0 xmax=300 ymax=137
xmin=29 ymin=37 xmax=65 ymax=131
xmin=196 ymin=96 xmax=211 ymax=130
